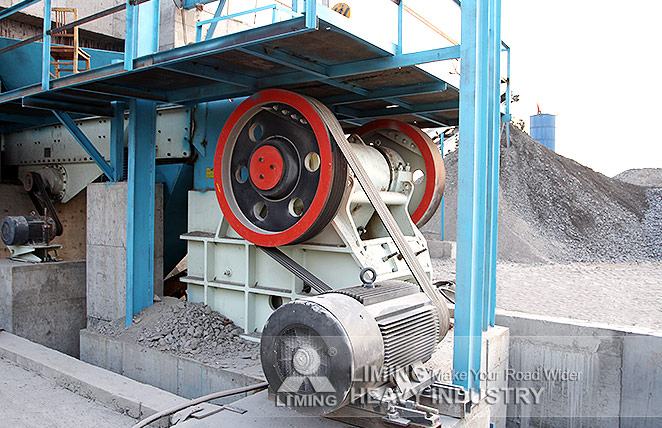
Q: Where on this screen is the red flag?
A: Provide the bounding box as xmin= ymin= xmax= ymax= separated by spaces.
xmin=537 ymin=103 xmax=541 ymax=114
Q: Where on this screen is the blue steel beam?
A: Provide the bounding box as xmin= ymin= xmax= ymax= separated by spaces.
xmin=51 ymin=110 xmax=115 ymax=180
xmin=262 ymin=45 xmax=460 ymax=88
xmin=453 ymin=0 xmax=493 ymax=392
xmin=0 ymin=112 xmax=55 ymax=125
xmin=320 ymin=82 xmax=447 ymax=106
xmin=182 ymin=0 xmax=215 ymax=9
xmin=203 ymin=0 xmax=227 ymax=41
xmin=413 ymin=113 xmax=448 ymax=127
xmin=41 ymin=0 xmax=51 ymax=91
xmin=159 ymin=62 xmax=257 ymax=87
xmin=126 ymin=99 xmax=157 ymax=325
xmin=0 ymin=0 xmax=41 ymax=21
xmin=335 ymin=100 xmax=458 ymax=119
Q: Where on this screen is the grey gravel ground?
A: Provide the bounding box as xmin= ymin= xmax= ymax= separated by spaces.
xmin=423 ymin=125 xmax=661 ymax=263
xmin=91 ymin=298 xmax=260 ymax=367
xmin=614 ymin=168 xmax=662 ymax=188
xmin=432 ymin=259 xmax=662 ymax=331
xmin=0 ymin=357 xmax=137 ymax=427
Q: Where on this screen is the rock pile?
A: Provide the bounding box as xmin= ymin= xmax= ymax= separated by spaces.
xmin=614 ymin=168 xmax=662 ymax=188
xmin=423 ymin=125 xmax=662 ymax=263
xmin=93 ymin=298 xmax=260 ymax=366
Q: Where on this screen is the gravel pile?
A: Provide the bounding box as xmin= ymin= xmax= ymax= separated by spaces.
xmin=92 ymin=298 xmax=260 ymax=367
xmin=613 ymin=168 xmax=662 ymax=188
xmin=423 ymin=125 xmax=662 ymax=263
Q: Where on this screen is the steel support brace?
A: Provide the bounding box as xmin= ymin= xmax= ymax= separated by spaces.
xmin=483 ymin=0 xmax=501 ymax=330
xmin=453 ymin=0 xmax=495 ymax=392
xmin=204 ymin=0 xmax=227 ymax=41
xmin=51 ymin=110 xmax=115 ymax=180
xmin=0 ymin=0 xmax=41 ymax=21
xmin=126 ymin=99 xmax=156 ymax=325
xmin=42 ymin=0 xmax=51 ymax=91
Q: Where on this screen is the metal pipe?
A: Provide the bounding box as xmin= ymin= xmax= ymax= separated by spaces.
xmin=132 ymin=382 xmax=268 ymax=428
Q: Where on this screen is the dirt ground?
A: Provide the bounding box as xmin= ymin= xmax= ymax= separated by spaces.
xmin=432 ymin=259 xmax=662 ymax=331
xmin=0 ymin=357 xmax=137 ymax=428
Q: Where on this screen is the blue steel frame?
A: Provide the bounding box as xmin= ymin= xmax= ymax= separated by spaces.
xmin=1 ymin=0 xmax=507 ymax=385
xmin=453 ymin=0 xmax=502 ymax=392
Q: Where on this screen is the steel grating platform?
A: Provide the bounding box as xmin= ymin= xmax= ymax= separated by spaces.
xmin=0 ymin=15 xmax=459 ymax=133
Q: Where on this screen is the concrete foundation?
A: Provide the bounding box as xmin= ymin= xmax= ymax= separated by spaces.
xmin=0 ymin=259 xmax=86 ymax=357
xmin=79 ymin=328 xmax=264 ymax=403
xmin=86 ymin=182 xmax=164 ymax=327
xmin=497 ymin=310 xmax=662 ymax=428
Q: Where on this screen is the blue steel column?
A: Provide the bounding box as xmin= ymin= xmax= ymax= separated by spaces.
xmin=126 ymin=99 xmax=156 ymax=324
xmin=453 ymin=0 xmax=493 ymax=392
xmin=126 ymin=0 xmax=160 ymax=325
xmin=440 ymin=143 xmax=445 ymax=241
xmin=111 ymin=102 xmax=125 ymax=181
xmin=42 ymin=0 xmax=51 ymax=90
xmin=124 ymin=0 xmax=138 ymax=71
xmin=483 ymin=0 xmax=501 ymax=330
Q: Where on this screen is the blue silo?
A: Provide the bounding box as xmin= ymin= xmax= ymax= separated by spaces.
xmin=530 ymin=113 xmax=556 ymax=151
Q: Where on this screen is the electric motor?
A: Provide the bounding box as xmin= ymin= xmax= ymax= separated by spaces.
xmin=1 ymin=215 xmax=55 ymax=246
xmin=260 ymin=280 xmax=448 ymax=415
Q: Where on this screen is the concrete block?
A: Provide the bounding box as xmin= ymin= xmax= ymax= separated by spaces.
xmin=86 ymin=183 xmax=164 ymax=326
xmin=0 ymin=259 xmax=86 ymax=357
xmin=425 ymin=239 xmax=457 ymax=259
xmin=621 ymin=333 xmax=662 ymax=425
xmin=80 ymin=329 xmax=123 ymax=375
xmin=86 ymin=244 xmax=126 ymax=323
xmin=122 ymin=340 xmax=179 ymax=394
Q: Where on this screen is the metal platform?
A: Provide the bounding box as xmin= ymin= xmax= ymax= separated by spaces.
xmin=0 ymin=14 xmax=459 ymax=133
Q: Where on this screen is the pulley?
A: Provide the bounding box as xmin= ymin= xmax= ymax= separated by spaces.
xmin=214 ymin=89 xmax=348 ymax=247
xmin=355 ymin=119 xmax=445 ymax=228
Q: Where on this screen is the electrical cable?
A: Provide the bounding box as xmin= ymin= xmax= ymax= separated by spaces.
xmin=132 ymin=382 xmax=269 ymax=428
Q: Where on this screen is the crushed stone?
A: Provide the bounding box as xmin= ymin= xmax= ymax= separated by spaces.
xmin=613 ymin=168 xmax=662 ymax=188
xmin=90 ymin=298 xmax=260 ymax=367
xmin=423 ymin=125 xmax=661 ymax=263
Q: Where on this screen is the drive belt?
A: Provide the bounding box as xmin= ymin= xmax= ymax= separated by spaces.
xmin=304 ymin=96 xmax=448 ymax=315
xmin=257 ymin=246 xmax=332 ymax=293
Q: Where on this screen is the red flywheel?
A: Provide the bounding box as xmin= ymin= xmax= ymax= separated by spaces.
xmin=213 ymin=89 xmax=348 ymax=247
xmin=355 ymin=119 xmax=446 ymax=228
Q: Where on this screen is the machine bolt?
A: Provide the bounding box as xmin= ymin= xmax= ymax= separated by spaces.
xmin=224 ymin=269 xmax=232 ymax=277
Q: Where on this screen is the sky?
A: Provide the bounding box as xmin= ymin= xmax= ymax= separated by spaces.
xmin=500 ymin=0 xmax=662 ymax=177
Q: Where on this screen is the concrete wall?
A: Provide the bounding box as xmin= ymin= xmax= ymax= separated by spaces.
xmin=80 ymin=328 xmax=263 ymax=402
xmin=0 ymin=259 xmax=86 ymax=357
xmin=496 ymin=311 xmax=662 ymax=428
xmin=86 ymin=182 xmax=163 ymax=326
